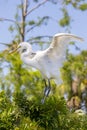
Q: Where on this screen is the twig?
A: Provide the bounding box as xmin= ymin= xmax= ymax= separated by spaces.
xmin=29 ymin=35 xmax=52 ymax=40
xmin=28 ymin=40 xmax=50 ymax=44
xmin=26 ymin=24 xmax=38 ymax=33
xmin=0 ymin=17 xmax=20 ymax=29
xmin=0 ymin=42 xmax=10 ymax=46
xmin=26 ymin=16 xmax=58 ymax=33
xmin=26 ymin=16 xmax=49 ymax=33
xmin=25 ymin=0 xmax=48 ymax=16
xmin=27 ymin=35 xmax=52 ymax=42
xmin=0 ymin=18 xmax=17 ymax=24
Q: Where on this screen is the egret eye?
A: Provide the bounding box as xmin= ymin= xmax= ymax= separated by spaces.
xmin=22 ymin=48 xmax=27 ymax=53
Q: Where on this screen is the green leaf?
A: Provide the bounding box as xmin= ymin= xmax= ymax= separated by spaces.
xmin=59 ymin=8 xmax=70 ymax=27
xmin=28 ymin=20 xmax=36 ymax=25
xmin=79 ymin=3 xmax=87 ymax=11
xmin=8 ymin=25 xmax=14 ymax=32
xmin=59 ymin=16 xmax=70 ymax=27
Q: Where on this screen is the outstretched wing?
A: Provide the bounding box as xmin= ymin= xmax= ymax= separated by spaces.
xmin=45 ymin=33 xmax=84 ymax=60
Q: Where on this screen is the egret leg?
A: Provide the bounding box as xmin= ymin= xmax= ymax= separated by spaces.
xmin=41 ymin=79 xmax=51 ymax=104
xmin=44 ymin=79 xmax=51 ymax=97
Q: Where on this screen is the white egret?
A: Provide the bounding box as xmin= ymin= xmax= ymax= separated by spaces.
xmin=10 ymin=33 xmax=84 ymax=100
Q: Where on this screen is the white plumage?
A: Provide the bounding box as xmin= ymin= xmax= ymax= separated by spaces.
xmin=17 ymin=33 xmax=83 ymax=85
xmin=10 ymin=33 xmax=84 ymax=99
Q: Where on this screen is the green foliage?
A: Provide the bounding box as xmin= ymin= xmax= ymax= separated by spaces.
xmin=60 ymin=113 xmax=87 ymax=130
xmin=61 ymin=61 xmax=72 ymax=86
xmin=8 ymin=25 xmax=15 ymax=33
xmin=0 ymin=90 xmax=87 ymax=130
xmin=37 ymin=16 xmax=49 ymax=26
xmin=13 ymin=93 xmax=68 ymax=129
xmin=64 ymin=0 xmax=86 ymax=9
xmin=79 ymin=3 xmax=87 ymax=11
xmin=61 ymin=51 xmax=87 ymax=85
xmin=59 ymin=8 xmax=70 ymax=27
xmin=28 ymin=20 xmax=36 ymax=25
xmin=0 ymin=0 xmax=87 ymax=130
xmin=0 ymin=91 xmax=17 ymax=130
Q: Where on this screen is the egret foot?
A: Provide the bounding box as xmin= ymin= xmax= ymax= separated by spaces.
xmin=41 ymin=98 xmax=45 ymax=104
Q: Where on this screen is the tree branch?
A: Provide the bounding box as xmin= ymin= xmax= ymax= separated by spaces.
xmin=0 ymin=42 xmax=10 ymax=46
xmin=26 ymin=24 xmax=38 ymax=33
xmin=26 ymin=16 xmax=49 ymax=33
xmin=27 ymin=35 xmax=52 ymax=42
xmin=20 ymin=0 xmax=28 ymax=41
xmin=0 ymin=17 xmax=20 ymax=30
xmin=28 ymin=40 xmax=50 ymax=44
xmin=29 ymin=35 xmax=52 ymax=40
xmin=0 ymin=18 xmax=17 ymax=23
xmin=26 ymin=16 xmax=58 ymax=33
xmin=24 ymin=0 xmax=29 ymax=15
xmin=25 ymin=0 xmax=48 ymax=16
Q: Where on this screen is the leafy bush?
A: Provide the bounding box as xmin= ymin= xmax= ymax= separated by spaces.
xmin=0 ymin=91 xmax=87 ymax=130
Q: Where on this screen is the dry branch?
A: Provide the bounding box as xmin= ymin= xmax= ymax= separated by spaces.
xmin=25 ymin=0 xmax=48 ymax=16
xmin=0 ymin=18 xmax=17 ymax=23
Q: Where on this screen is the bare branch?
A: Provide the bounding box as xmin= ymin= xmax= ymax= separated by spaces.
xmin=0 ymin=42 xmax=10 ymax=46
xmin=29 ymin=35 xmax=52 ymax=40
xmin=25 ymin=0 xmax=48 ymax=16
xmin=26 ymin=16 xmax=58 ymax=33
xmin=24 ymin=0 xmax=29 ymax=15
xmin=0 ymin=17 xmax=20 ymax=31
xmin=26 ymin=24 xmax=38 ymax=33
xmin=27 ymin=35 xmax=52 ymax=42
xmin=0 ymin=18 xmax=17 ymax=23
xmin=20 ymin=0 xmax=26 ymax=41
xmin=28 ymin=40 xmax=50 ymax=44
xmin=25 ymin=15 xmax=49 ymax=33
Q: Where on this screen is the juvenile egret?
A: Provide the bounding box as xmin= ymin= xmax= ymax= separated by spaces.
xmin=10 ymin=33 xmax=84 ymax=99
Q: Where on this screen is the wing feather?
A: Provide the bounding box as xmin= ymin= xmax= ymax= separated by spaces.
xmin=46 ymin=33 xmax=84 ymax=58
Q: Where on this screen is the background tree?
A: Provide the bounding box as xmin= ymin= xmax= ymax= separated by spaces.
xmin=0 ymin=0 xmax=87 ymax=129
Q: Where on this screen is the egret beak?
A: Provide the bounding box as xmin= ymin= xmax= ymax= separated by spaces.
xmin=9 ymin=46 xmax=20 ymax=54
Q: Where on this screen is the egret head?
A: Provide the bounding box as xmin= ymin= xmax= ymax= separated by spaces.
xmin=18 ymin=42 xmax=32 ymax=57
xmin=9 ymin=42 xmax=32 ymax=57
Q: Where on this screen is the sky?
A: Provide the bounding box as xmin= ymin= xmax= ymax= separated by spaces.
xmin=0 ymin=0 xmax=87 ymax=53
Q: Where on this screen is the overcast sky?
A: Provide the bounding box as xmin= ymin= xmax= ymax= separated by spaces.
xmin=0 ymin=0 xmax=87 ymax=53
